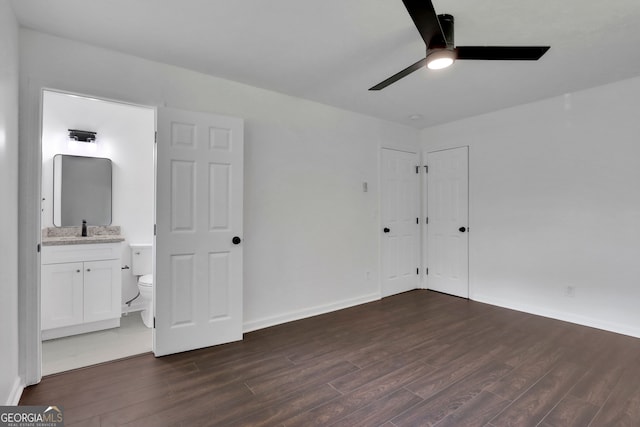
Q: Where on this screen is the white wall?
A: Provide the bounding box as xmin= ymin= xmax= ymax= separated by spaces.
xmin=0 ymin=1 xmax=21 ymax=404
xmin=421 ymin=77 xmax=640 ymax=338
xmin=19 ymin=29 xmax=418 ymax=332
xmin=41 ymin=91 xmax=155 ymax=305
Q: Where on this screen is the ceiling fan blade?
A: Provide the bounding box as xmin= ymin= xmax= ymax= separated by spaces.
xmin=456 ymin=46 xmax=550 ymax=60
xmin=369 ymin=58 xmax=427 ymax=91
xmin=402 ymin=0 xmax=445 ymax=47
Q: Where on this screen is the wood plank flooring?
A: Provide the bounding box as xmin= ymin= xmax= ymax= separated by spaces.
xmin=20 ymin=290 xmax=640 ymax=426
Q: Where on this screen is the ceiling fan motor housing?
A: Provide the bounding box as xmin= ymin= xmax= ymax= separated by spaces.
xmin=435 ymin=14 xmax=454 ymax=50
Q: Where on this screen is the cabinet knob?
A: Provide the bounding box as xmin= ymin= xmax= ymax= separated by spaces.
xmin=86 ymin=268 xmax=91 ymax=272
xmin=76 ymin=269 xmax=81 ymax=273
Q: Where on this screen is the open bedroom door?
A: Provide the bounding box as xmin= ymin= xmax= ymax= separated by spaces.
xmin=154 ymin=106 xmax=244 ymax=356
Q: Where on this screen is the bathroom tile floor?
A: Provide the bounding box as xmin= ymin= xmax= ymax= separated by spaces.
xmin=42 ymin=312 xmax=152 ymax=376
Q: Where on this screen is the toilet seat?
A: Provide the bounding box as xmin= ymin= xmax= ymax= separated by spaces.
xmin=138 ymin=274 xmax=153 ymax=287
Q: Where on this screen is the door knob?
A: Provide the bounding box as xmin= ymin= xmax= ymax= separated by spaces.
xmin=232 ymin=236 xmax=242 ymax=245
xmin=459 ymin=227 xmax=467 ymax=232
xmin=383 ymin=227 xmax=390 ymax=233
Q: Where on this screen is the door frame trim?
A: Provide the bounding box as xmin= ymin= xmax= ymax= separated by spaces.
xmin=19 ymin=82 xmax=156 ymax=386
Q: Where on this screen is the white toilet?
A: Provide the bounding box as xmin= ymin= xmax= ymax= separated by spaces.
xmin=130 ymin=244 xmax=153 ymax=328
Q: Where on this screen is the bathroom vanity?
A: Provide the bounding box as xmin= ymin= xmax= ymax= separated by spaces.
xmin=41 ymin=226 xmax=124 ymax=340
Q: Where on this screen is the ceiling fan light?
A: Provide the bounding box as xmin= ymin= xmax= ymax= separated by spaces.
xmin=426 ymin=50 xmax=455 ymax=70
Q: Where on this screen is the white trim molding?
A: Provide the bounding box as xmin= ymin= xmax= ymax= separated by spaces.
xmin=5 ymin=377 xmax=23 ymax=406
xmin=473 ymin=293 xmax=640 ymax=339
xmin=243 ymin=293 xmax=380 ymax=333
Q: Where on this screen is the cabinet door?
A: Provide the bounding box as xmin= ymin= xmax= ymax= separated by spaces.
xmin=83 ymin=259 xmax=121 ymax=323
xmin=41 ymin=262 xmax=84 ymax=330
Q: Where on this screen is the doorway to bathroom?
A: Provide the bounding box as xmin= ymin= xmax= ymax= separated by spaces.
xmin=40 ymin=90 xmax=156 ymax=375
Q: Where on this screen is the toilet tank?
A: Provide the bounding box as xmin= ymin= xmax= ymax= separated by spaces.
xmin=130 ymin=244 xmax=152 ymax=276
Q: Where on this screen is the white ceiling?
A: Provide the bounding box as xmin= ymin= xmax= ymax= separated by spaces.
xmin=11 ymin=0 xmax=640 ymax=128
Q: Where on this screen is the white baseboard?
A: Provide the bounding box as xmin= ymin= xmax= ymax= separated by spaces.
xmin=42 ymin=318 xmax=120 ymax=341
xmin=243 ymin=292 xmax=381 ymax=333
xmin=122 ymin=299 xmax=145 ymax=314
xmin=5 ymin=377 xmax=23 ymax=406
xmin=472 ymin=293 xmax=640 ymax=339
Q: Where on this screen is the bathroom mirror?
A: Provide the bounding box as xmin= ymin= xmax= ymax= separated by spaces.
xmin=53 ymin=154 xmax=112 ymax=226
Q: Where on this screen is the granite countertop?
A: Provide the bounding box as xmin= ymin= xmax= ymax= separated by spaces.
xmin=42 ymin=225 xmax=125 ymax=246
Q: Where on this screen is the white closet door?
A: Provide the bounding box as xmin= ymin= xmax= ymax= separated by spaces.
xmin=427 ymin=147 xmax=469 ymax=298
xmin=381 ymin=148 xmax=420 ymax=297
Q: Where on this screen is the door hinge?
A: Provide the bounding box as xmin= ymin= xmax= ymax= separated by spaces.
xmin=153 ymin=317 xmax=156 ymax=328
xmin=417 ymin=267 xmax=419 ymax=275
xmin=154 ymin=224 xmax=157 ymax=236
xmin=424 ymin=165 xmax=428 ymax=173
xmin=416 ymin=217 xmax=419 ymax=224
xmin=37 ymin=243 xmax=41 ymax=253
xmin=154 ymin=131 xmax=157 ymax=143
xmin=426 ymin=268 xmax=429 ymax=275
xmin=425 ymin=217 xmax=429 ymax=224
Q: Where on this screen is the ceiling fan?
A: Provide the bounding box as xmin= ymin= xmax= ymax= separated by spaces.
xmin=369 ymin=0 xmax=550 ymax=90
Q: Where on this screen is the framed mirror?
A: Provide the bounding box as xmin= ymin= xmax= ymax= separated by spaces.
xmin=53 ymin=154 xmax=112 ymax=226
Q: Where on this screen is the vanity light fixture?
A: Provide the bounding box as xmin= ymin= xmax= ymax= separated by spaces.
xmin=69 ymin=129 xmax=97 ymax=143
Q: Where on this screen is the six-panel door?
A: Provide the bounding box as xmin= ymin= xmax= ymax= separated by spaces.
xmin=426 ymin=147 xmax=469 ymax=298
xmin=155 ymin=107 xmax=244 ymax=357
xmin=381 ymin=148 xmax=420 ymax=297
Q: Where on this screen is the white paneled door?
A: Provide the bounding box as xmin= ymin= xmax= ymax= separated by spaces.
xmin=381 ymin=148 xmax=420 ymax=297
xmin=155 ymin=107 xmax=244 ymax=357
xmin=427 ymin=147 xmax=469 ymax=298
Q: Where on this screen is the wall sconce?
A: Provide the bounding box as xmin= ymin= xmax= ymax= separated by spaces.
xmin=68 ymin=129 xmax=97 ymax=143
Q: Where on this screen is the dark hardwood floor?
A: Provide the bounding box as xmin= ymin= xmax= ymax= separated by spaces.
xmin=20 ymin=290 xmax=640 ymax=426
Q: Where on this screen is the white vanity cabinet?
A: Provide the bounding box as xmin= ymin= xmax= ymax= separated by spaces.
xmin=41 ymin=243 xmax=122 ymax=340
xmin=41 ymin=262 xmax=84 ymax=330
